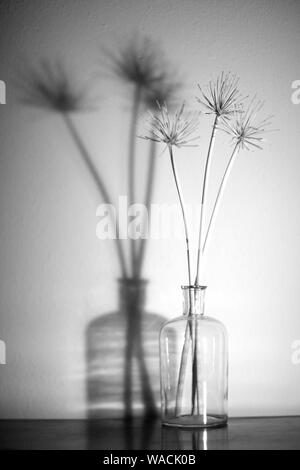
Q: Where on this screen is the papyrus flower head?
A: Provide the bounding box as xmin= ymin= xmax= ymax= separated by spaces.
xmin=18 ymin=61 xmax=93 ymax=112
xmin=218 ymin=98 xmax=273 ymax=150
xmin=141 ymin=102 xmax=200 ymax=148
xmin=196 ymin=72 xmax=242 ymax=118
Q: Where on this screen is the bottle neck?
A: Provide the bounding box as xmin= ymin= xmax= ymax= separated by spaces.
xmin=118 ymin=278 xmax=147 ymax=314
xmin=182 ymin=285 xmax=206 ymax=315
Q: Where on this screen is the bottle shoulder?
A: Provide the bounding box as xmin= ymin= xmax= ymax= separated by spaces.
xmin=160 ymin=314 xmax=227 ymax=333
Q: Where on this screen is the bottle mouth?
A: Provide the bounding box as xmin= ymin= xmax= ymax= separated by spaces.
xmin=181 ymin=285 xmax=207 ymax=290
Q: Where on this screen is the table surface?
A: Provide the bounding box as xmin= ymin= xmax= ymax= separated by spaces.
xmin=0 ymin=416 xmax=300 ymax=450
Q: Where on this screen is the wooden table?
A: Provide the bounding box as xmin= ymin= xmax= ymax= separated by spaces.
xmin=0 ymin=417 xmax=299 ymax=450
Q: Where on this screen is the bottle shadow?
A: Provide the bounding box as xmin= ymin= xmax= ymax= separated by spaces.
xmin=85 ymin=279 xmax=165 ymax=420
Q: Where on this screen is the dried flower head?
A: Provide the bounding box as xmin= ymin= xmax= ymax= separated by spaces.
xmin=105 ymin=37 xmax=166 ymax=91
xmin=17 ymin=60 xmax=93 ymax=112
xmin=196 ymin=72 xmax=242 ymax=118
xmin=218 ymin=98 xmax=273 ymax=150
xmin=141 ymin=102 xmax=200 ymax=148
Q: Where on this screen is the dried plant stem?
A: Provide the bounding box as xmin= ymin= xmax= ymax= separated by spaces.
xmin=168 ymin=145 xmax=199 ymax=415
xmin=195 ymin=115 xmax=219 ymax=285
xmin=191 ymin=317 xmax=199 ymax=415
xmin=194 ymin=320 xmax=201 ymax=413
xmin=203 ymin=143 xmax=240 ymax=253
xmin=136 ymin=138 xmax=157 ymax=278
xmin=175 ymin=315 xmax=199 ymax=416
xmin=177 ymin=115 xmax=218 ymax=416
xmin=175 ymin=324 xmax=192 ymax=416
xmin=192 ymin=144 xmax=240 ymax=418
xmin=129 ymin=86 xmax=141 ymax=278
xmin=168 ymin=146 xmax=192 ymax=293
xmin=63 ymin=114 xmax=128 ymax=278
xmin=192 ymin=115 xmax=219 ymax=412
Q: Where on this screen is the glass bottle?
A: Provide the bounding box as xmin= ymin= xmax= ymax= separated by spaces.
xmin=159 ymin=285 xmax=228 ymax=428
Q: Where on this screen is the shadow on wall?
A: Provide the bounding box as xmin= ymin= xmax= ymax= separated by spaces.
xmin=83 ymin=37 xmax=181 ymax=419
xmin=17 ymin=36 xmax=182 ymax=419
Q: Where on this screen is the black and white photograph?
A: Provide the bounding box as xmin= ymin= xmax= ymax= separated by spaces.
xmin=0 ymin=0 xmax=300 ymax=455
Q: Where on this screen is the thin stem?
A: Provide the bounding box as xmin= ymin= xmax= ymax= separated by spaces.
xmin=195 ymin=115 xmax=218 ymax=285
xmin=203 ymin=143 xmax=240 ymax=253
xmin=128 ymin=86 xmax=141 ymax=278
xmin=191 ymin=316 xmax=199 ymax=416
xmin=193 ymin=115 xmax=219 ymax=412
xmin=193 ymin=318 xmax=200 ymax=415
xmin=168 ymin=146 xmax=192 ymax=294
xmin=175 ymin=297 xmax=198 ymax=416
xmin=63 ymin=113 xmax=128 ymax=278
xmin=169 ymin=145 xmax=196 ymax=416
xmin=175 ymin=324 xmax=192 ymax=416
xmin=136 ymin=138 xmax=157 ymax=278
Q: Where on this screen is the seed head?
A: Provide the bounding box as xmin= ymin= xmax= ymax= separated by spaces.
xmin=197 ymin=72 xmax=242 ymax=118
xmin=141 ymin=102 xmax=200 ymax=148
xmin=218 ymin=97 xmax=273 ymax=150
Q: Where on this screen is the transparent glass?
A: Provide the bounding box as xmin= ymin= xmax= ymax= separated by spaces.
xmin=159 ymin=286 xmax=228 ymax=428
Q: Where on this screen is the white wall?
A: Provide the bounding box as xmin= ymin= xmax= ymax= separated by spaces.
xmin=0 ymin=0 xmax=300 ymax=418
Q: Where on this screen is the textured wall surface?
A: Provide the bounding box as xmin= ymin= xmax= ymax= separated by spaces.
xmin=0 ymin=0 xmax=300 ymax=418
